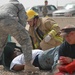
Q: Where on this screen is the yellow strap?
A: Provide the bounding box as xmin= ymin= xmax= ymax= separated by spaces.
xmin=43 ymin=24 xmax=58 ymax=38
xmin=54 ymin=36 xmax=63 ymax=43
xmin=36 ymin=24 xmax=59 ymax=41
xmin=35 ymin=32 xmax=42 ymax=41
xmin=48 ymin=30 xmax=57 ymax=37
xmin=50 ymin=24 xmax=58 ymax=30
xmin=34 ymin=42 xmax=39 ymax=49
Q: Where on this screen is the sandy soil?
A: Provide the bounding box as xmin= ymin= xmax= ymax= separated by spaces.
xmin=0 ymin=65 xmax=55 ymax=75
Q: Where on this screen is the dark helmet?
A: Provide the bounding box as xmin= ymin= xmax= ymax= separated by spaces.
xmin=9 ymin=0 xmax=19 ymax=2
xmin=45 ymin=0 xmax=48 ymax=2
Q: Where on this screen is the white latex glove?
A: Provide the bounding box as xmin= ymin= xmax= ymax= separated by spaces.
xmin=44 ymin=35 xmax=51 ymax=42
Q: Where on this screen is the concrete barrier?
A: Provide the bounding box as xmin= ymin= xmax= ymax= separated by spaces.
xmin=25 ymin=17 xmax=75 ymax=30
xmin=52 ymin=17 xmax=75 ymax=28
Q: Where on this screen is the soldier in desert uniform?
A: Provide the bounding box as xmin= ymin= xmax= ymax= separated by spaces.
xmin=0 ymin=0 xmax=38 ymax=72
xmin=42 ymin=0 xmax=48 ymax=17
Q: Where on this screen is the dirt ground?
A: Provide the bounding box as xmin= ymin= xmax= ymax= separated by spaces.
xmin=0 ymin=65 xmax=56 ymax=75
xmin=0 ymin=65 xmax=75 ymax=75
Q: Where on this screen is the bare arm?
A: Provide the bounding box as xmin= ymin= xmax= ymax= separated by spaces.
xmin=12 ymin=64 xmax=24 ymax=71
xmin=59 ymin=56 xmax=73 ymax=65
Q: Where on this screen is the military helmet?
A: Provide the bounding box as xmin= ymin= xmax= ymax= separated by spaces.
xmin=45 ymin=0 xmax=48 ymax=2
xmin=26 ymin=9 xmax=38 ymax=21
xmin=9 ymin=0 xmax=19 ymax=2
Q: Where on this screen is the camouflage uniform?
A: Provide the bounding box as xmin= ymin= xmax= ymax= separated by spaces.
xmin=0 ymin=0 xmax=33 ymax=70
xmin=29 ymin=17 xmax=63 ymax=50
xmin=42 ymin=5 xmax=48 ymax=17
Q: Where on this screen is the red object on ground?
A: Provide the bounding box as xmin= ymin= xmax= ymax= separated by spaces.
xmin=65 ymin=60 xmax=75 ymax=74
xmin=57 ymin=60 xmax=75 ymax=74
xmin=54 ymin=72 xmax=65 ymax=75
xmin=58 ymin=65 xmax=67 ymax=72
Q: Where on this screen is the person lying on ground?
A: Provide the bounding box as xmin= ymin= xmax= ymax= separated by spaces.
xmin=2 ymin=42 xmax=59 ymax=71
xmin=10 ymin=46 xmax=59 ymax=71
xmin=10 ymin=49 xmax=43 ymax=71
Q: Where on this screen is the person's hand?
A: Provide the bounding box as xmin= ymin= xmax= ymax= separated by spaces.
xmin=59 ymin=56 xmax=73 ymax=65
xmin=44 ymin=35 xmax=51 ymax=42
xmin=58 ymin=65 xmax=66 ymax=72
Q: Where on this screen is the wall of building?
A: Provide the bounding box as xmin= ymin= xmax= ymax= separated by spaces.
xmin=25 ymin=17 xmax=75 ymax=30
xmin=52 ymin=17 xmax=75 ymax=29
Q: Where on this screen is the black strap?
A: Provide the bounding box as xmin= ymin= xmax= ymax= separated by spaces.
xmin=34 ymin=27 xmax=44 ymax=42
xmin=34 ymin=27 xmax=41 ymax=43
xmin=36 ymin=27 xmax=44 ymax=40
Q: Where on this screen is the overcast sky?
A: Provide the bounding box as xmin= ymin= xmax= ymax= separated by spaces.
xmin=0 ymin=0 xmax=75 ymax=9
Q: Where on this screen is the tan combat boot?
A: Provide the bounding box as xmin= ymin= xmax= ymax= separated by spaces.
xmin=24 ymin=62 xmax=39 ymax=75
